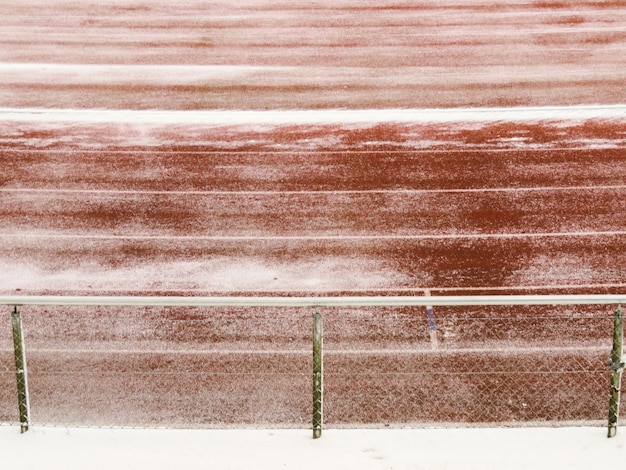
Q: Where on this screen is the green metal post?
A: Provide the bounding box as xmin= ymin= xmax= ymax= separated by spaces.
xmin=11 ymin=306 xmax=31 ymax=433
xmin=312 ymin=308 xmax=323 ymax=439
xmin=607 ymin=305 xmax=624 ymax=438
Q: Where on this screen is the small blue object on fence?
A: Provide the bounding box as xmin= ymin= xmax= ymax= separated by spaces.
xmin=425 ymin=289 xmax=438 ymax=350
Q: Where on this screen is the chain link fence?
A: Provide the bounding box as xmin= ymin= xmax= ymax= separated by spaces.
xmin=323 ymin=305 xmax=615 ymax=427
xmin=1 ymin=306 xmax=313 ymax=428
xmin=0 ymin=300 xmax=623 ymax=431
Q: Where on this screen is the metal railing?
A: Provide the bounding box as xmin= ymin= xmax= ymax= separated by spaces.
xmin=1 ymin=294 xmax=624 ymax=438
xmin=2 ymin=294 xmax=626 ymax=307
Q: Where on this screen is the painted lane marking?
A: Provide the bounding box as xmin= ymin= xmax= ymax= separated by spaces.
xmin=2 ymin=185 xmax=626 ymax=196
xmin=0 ymin=147 xmax=623 ymax=154
xmin=1 ymin=231 xmax=626 ymax=241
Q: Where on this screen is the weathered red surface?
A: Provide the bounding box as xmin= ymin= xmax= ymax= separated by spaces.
xmin=1 ymin=120 xmax=625 ymax=296
xmin=2 ymin=119 xmax=624 ymax=427
xmin=1 ymin=0 xmax=626 ymax=108
xmin=1 ymin=0 xmax=626 ymax=429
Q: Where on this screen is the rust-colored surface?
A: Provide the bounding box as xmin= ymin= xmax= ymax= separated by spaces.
xmin=1 ymin=0 xmax=626 ymax=428
xmin=1 ymin=0 xmax=626 ymax=108
xmin=1 ymin=119 xmax=624 ymax=427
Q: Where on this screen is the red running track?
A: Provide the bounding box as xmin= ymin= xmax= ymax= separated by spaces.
xmin=1 ymin=0 xmax=625 ymax=429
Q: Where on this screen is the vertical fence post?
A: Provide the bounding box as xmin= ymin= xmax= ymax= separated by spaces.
xmin=312 ymin=308 xmax=323 ymax=439
xmin=607 ymin=305 xmax=624 ymax=438
xmin=11 ymin=305 xmax=31 ymax=433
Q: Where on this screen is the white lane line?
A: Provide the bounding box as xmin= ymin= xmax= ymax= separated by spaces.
xmin=2 ymin=185 xmax=626 ymax=196
xmin=1 ymin=231 xmax=626 ymax=241
xmin=0 ymin=346 xmax=607 ymax=355
xmin=1 ymin=105 xmax=625 ymax=124
xmin=0 ymin=148 xmax=621 ymax=154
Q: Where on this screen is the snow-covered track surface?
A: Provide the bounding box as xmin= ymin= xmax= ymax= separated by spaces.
xmin=2 ymin=115 xmax=625 ymax=296
xmin=1 ymin=0 xmax=626 ymax=433
xmin=2 ymin=0 xmax=626 ymax=109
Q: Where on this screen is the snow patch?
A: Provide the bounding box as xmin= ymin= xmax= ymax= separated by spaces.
xmin=511 ymin=254 xmax=597 ymax=286
xmin=0 ymin=426 xmax=623 ymax=470
xmin=0 ymin=63 xmax=281 ymax=85
xmin=1 ymin=105 xmax=625 ymax=125
xmin=0 ymin=257 xmax=407 ymax=293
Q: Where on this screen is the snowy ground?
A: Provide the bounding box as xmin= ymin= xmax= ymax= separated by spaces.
xmin=2 ymin=425 xmax=624 ymax=470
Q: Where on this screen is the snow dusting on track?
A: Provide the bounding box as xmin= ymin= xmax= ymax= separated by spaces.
xmin=1 ymin=0 xmax=626 ymax=434
xmin=2 ymin=105 xmax=626 ymax=124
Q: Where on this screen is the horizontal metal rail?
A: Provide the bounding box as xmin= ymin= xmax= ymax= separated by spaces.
xmin=0 ymin=294 xmax=625 ymax=308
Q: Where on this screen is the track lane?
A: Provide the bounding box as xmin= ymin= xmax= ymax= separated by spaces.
xmin=2 ymin=236 xmax=625 ymax=294
xmin=2 ymin=147 xmax=626 ymax=192
xmin=2 ymin=187 xmax=625 ymax=237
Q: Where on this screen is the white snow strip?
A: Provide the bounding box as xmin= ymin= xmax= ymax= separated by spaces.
xmin=19 ymin=282 xmax=626 ymax=294
xmin=2 ymin=231 xmax=626 ymax=241
xmin=2 ymin=185 xmax=626 ymax=196
xmin=1 ymin=105 xmax=625 ymax=124
xmin=0 ymin=426 xmax=623 ymax=470
xmin=0 ymin=63 xmax=280 ymax=83
xmin=1 ymin=60 xmax=625 ymax=85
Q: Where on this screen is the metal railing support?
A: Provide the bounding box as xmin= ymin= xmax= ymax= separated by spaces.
xmin=11 ymin=305 xmax=31 ymax=433
xmin=312 ymin=308 xmax=323 ymax=439
xmin=607 ymin=305 xmax=624 ymax=438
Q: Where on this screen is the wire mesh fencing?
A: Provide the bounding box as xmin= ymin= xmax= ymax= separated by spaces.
xmin=0 ymin=300 xmax=623 ymax=431
xmin=2 ymin=306 xmax=313 ymax=428
xmin=322 ymin=305 xmax=616 ymax=427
